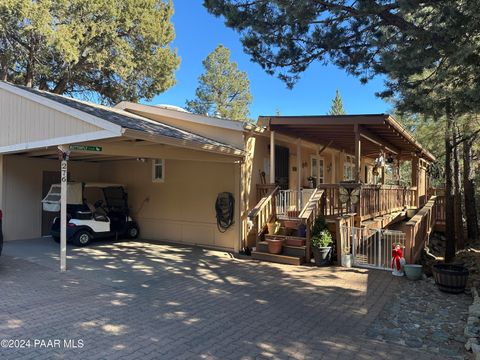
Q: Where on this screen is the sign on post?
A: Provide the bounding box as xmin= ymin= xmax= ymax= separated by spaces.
xmin=69 ymin=145 xmax=102 ymax=152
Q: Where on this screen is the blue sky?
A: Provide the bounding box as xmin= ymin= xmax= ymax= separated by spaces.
xmin=147 ymin=1 xmax=392 ymax=120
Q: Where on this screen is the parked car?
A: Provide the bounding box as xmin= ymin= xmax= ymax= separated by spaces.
xmin=0 ymin=209 xmax=3 ymax=256
xmin=42 ymin=183 xmax=139 ymax=246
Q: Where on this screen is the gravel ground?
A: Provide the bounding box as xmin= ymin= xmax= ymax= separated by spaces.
xmin=366 ymin=275 xmax=472 ymax=359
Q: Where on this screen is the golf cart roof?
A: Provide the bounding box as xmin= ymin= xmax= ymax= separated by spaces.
xmin=41 ymin=182 xmax=127 ymax=212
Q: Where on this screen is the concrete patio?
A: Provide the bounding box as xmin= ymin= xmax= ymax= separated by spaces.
xmin=0 ymin=238 xmax=445 ymax=359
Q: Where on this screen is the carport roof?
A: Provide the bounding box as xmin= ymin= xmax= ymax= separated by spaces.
xmin=2 ymin=82 xmax=244 ymax=156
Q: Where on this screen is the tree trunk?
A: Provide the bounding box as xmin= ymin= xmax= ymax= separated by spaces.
xmin=453 ymin=127 xmax=464 ymax=249
xmin=444 ymin=103 xmax=456 ymax=262
xmin=463 ymin=131 xmax=479 ymax=241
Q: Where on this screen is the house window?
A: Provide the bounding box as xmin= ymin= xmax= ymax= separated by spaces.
xmin=344 ymin=155 xmax=355 ymax=181
xmin=310 ymin=156 xmax=325 ymax=184
xmin=152 ymin=159 xmax=164 ymax=182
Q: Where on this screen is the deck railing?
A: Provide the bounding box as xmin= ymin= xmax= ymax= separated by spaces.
xmin=248 ymin=186 xmax=280 ymax=248
xmin=276 ymin=188 xmax=315 ymax=217
xmin=318 ymin=183 xmax=415 ymax=221
xmin=404 ymin=196 xmax=437 ymax=262
xmin=299 ymin=189 xmax=325 ymax=262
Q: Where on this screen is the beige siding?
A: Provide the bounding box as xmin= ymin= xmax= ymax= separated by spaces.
xmin=0 ymin=89 xmax=103 ymax=147
xmin=98 ymin=159 xmax=239 ymax=251
xmin=3 ymin=155 xmax=100 ymax=240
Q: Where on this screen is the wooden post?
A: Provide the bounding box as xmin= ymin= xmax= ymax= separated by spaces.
xmin=331 ymin=152 xmax=336 ymax=183
xmin=297 ymin=139 xmax=302 ymax=210
xmin=270 ymin=130 xmax=275 ymax=184
xmin=60 ymin=158 xmax=68 ymax=272
xmin=411 ymin=156 xmax=419 ymax=208
xmin=354 ymin=124 xmax=361 ymax=182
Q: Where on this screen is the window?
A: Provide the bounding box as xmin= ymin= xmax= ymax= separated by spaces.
xmin=343 ymin=155 xmax=355 ymax=181
xmin=152 ymin=159 xmax=164 ymax=183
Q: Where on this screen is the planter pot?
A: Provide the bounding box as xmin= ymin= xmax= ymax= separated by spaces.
xmin=432 ymin=264 xmax=469 ymax=294
xmin=297 ymin=223 xmax=307 ymax=237
xmin=285 ymin=236 xmax=306 ymax=247
xmin=266 ymin=238 xmax=284 ymax=254
xmin=404 ymin=264 xmax=423 ymax=280
xmin=341 ymin=254 xmax=353 ymax=268
xmin=312 ymin=246 xmax=332 ymax=266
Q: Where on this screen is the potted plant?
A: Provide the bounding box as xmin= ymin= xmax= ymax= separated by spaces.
xmin=310 ymin=216 xmax=333 ymax=266
xmin=266 ymin=237 xmax=284 ymax=254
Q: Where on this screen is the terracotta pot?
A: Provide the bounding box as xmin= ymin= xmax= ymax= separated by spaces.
xmin=285 ymin=236 xmax=305 ymax=247
xmin=266 ymin=238 xmax=284 ymax=254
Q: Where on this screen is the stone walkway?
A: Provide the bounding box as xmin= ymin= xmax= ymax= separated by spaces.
xmin=367 ymin=276 xmax=471 ymax=359
xmin=0 ymin=238 xmax=465 ymax=359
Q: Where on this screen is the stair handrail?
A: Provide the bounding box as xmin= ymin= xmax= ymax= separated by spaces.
xmin=248 ymin=186 xmax=280 ymax=249
xmin=299 ymin=189 xmax=325 ymax=262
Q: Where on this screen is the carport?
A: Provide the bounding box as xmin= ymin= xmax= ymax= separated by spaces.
xmin=0 ymin=81 xmax=245 ymax=270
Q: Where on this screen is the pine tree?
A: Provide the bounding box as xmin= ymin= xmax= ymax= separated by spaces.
xmin=0 ymin=0 xmax=180 ymax=104
xmin=328 ymin=89 xmax=346 ymax=115
xmin=186 ymin=45 xmax=252 ymax=121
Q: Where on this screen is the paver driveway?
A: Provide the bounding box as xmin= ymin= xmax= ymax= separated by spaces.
xmin=0 ymin=238 xmax=446 ymax=359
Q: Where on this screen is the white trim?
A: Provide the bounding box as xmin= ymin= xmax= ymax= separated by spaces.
xmin=116 ymin=101 xmax=246 ymax=132
xmin=152 ymin=158 xmax=165 ymax=183
xmin=0 ymin=81 xmax=122 ymax=133
xmin=0 ymin=130 xmax=120 ymax=154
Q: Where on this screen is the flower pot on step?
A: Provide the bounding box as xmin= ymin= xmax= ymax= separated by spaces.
xmin=312 ymin=246 xmax=332 ymax=266
xmin=283 ymin=219 xmax=300 ymax=229
xmin=266 ymin=237 xmax=284 ymax=254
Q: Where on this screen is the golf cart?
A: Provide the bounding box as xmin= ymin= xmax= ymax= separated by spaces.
xmin=42 ymin=182 xmax=139 ymax=246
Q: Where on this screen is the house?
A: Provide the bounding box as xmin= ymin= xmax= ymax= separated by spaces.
xmin=0 ymin=80 xmax=442 ymax=268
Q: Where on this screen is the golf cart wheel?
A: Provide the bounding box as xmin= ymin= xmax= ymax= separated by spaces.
xmin=126 ymin=224 xmax=139 ymax=239
xmin=52 ymin=236 xmax=60 ymax=243
xmin=73 ymin=230 xmax=92 ymax=247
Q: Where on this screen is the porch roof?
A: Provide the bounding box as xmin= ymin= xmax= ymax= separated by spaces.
xmin=260 ymin=114 xmax=435 ymax=162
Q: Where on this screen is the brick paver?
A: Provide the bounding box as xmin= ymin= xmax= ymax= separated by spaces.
xmin=0 ymin=238 xmax=448 ymax=359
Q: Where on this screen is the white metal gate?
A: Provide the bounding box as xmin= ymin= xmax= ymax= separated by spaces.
xmin=341 ymin=226 xmax=406 ymax=270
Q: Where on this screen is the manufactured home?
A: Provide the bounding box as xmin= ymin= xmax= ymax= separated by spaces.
xmin=0 ymin=81 xmax=443 ymax=267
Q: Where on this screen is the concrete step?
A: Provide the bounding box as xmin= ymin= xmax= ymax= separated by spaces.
xmin=252 ymin=251 xmax=304 ymax=266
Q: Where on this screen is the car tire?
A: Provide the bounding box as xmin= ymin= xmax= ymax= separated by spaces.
xmin=126 ymin=224 xmax=139 ymax=239
xmin=52 ymin=236 xmax=60 ymax=243
xmin=73 ymin=230 xmax=92 ymax=247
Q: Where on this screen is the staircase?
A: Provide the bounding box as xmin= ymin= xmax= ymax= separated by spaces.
xmin=251 ymin=217 xmax=307 ymax=265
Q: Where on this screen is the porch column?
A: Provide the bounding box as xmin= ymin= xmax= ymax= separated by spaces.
xmin=354 ymin=124 xmax=361 ymax=182
xmin=331 ymin=152 xmax=336 ymax=183
xmin=411 ymin=155 xmax=419 ymax=207
xmin=297 ymin=139 xmax=302 ymax=210
xmin=270 ymin=130 xmax=275 ymax=184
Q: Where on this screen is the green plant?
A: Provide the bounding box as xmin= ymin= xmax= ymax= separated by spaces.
xmin=311 ymin=215 xmax=327 ymax=237
xmin=311 ymin=230 xmax=333 ymax=248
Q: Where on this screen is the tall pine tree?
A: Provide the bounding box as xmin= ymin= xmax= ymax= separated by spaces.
xmin=328 ymin=89 xmax=346 ymax=115
xmin=186 ymin=45 xmax=252 ymax=121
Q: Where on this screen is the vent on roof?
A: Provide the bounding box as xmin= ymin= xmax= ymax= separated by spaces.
xmin=154 ymin=104 xmax=191 ymax=113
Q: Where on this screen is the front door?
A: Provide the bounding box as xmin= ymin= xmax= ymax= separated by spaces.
xmin=275 ymin=145 xmax=289 ymax=189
